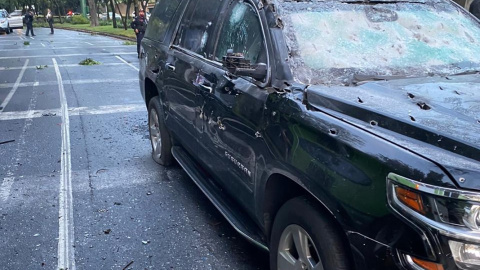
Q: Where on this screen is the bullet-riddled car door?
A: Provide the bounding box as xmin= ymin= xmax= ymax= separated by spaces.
xmin=162 ymin=0 xmax=224 ymax=153
xmin=197 ymin=0 xmax=270 ymax=214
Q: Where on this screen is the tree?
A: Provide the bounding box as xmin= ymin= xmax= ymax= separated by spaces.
xmin=87 ymin=0 xmax=98 ymax=26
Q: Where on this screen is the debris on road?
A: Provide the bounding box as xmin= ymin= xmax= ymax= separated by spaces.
xmin=79 ymin=58 xmax=100 ymax=66
xmin=114 ymin=202 xmax=122 ymax=205
xmin=23 ymin=41 xmax=30 ymax=46
xmin=42 ymin=112 xmax=56 ymax=117
xmin=122 ymin=261 xmax=134 ymax=270
xmin=141 ymin=240 xmax=150 ymax=245
xmin=103 ymin=229 xmax=111 ymax=234
xmin=0 ymin=140 xmax=15 ymax=145
xmin=36 ymin=65 xmax=48 ymax=70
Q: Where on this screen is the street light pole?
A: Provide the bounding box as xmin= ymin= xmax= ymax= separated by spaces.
xmin=81 ymin=0 xmax=87 ymax=17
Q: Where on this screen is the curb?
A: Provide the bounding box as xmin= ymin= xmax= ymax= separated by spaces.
xmin=52 ymin=26 xmax=136 ymax=42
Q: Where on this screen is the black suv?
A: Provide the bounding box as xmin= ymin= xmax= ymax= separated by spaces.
xmin=139 ymin=0 xmax=480 ymax=269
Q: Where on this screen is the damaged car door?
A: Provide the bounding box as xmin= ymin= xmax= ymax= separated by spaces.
xmin=197 ymin=0 xmax=270 ymax=213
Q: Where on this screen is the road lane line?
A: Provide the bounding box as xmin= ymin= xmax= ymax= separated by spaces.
xmin=0 ymin=78 xmax=138 ymax=89
xmin=0 ymin=62 xmax=125 ymax=70
xmin=0 ymin=177 xmax=14 ymax=202
xmin=85 ymin=42 xmax=94 ymax=45
xmin=0 ymin=52 xmax=136 ymax=59
xmin=41 ymin=43 xmax=45 ymax=47
xmin=0 ymin=59 xmax=29 ymax=113
xmin=116 ymin=55 xmax=139 ymax=71
xmin=0 ymin=45 xmax=132 ymax=52
xmin=0 ymin=104 xmax=145 ymax=121
xmin=53 ymin=58 xmax=76 ymax=270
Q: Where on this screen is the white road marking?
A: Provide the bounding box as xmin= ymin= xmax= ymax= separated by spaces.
xmin=0 ymin=78 xmax=138 ymax=89
xmin=0 ymin=62 xmax=125 ymax=71
xmin=0 ymin=104 xmax=145 ymax=121
xmin=0 ymin=52 xmax=136 ymax=60
xmin=85 ymin=42 xmax=94 ymax=45
xmin=0 ymin=59 xmax=29 ymax=112
xmin=0 ymin=177 xmax=14 ymax=202
xmin=116 ymin=55 xmax=139 ymax=71
xmin=53 ymin=58 xmax=76 ymax=270
xmin=0 ymin=45 xmax=132 ymax=52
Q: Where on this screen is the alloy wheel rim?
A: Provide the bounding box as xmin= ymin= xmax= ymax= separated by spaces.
xmin=149 ymin=108 xmax=162 ymax=159
xmin=277 ymin=224 xmax=323 ymax=270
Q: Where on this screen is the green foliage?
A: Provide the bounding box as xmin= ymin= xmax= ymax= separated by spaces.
xmin=123 ymin=41 xmax=136 ymax=45
xmin=98 ymin=20 xmax=111 ymax=26
xmin=71 ymin=15 xmax=89 ymax=24
xmin=23 ymin=41 xmax=30 ymax=45
xmin=79 ymin=58 xmax=100 ymax=65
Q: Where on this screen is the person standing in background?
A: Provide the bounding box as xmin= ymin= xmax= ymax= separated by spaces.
xmin=130 ymin=10 xmax=147 ymax=58
xmin=46 ymin=9 xmax=54 ymax=34
xmin=24 ymin=10 xmax=35 ymax=36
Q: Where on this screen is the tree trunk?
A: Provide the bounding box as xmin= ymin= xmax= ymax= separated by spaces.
xmin=125 ymin=0 xmax=132 ymax=20
xmin=140 ymin=0 xmax=148 ymax=12
xmin=87 ymin=0 xmax=98 ymax=26
xmin=109 ymin=0 xmax=116 ymax=28
xmin=113 ymin=0 xmax=126 ymax=29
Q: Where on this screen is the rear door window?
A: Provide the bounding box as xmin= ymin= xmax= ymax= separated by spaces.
xmin=145 ymin=0 xmax=182 ymax=42
xmin=174 ymin=0 xmax=224 ymax=58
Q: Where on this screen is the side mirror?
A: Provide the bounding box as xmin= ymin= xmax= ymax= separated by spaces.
xmin=222 ymin=49 xmax=267 ymax=81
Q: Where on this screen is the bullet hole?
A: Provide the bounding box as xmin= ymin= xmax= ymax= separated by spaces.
xmin=357 ymin=97 xmax=364 ymax=103
xmin=417 ymin=102 xmax=431 ymax=110
xmin=454 ymin=90 xmax=461 ymax=95
xmin=370 ymin=120 xmax=378 ymax=126
xmin=459 ymin=177 xmax=466 ymax=183
xmin=329 ymin=128 xmax=338 ymax=136
xmin=407 ymin=93 xmax=415 ymax=99
xmin=439 ymin=86 xmax=444 ymax=90
xmin=410 ymin=116 xmax=416 ymax=122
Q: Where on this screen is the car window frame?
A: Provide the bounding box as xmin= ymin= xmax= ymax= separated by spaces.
xmin=170 ymin=0 xmax=227 ymax=62
xmin=211 ymin=0 xmax=271 ymax=86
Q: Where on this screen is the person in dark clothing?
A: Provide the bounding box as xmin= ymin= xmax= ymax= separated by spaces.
xmin=25 ymin=10 xmax=35 ymax=36
xmin=130 ymin=10 xmax=147 ymax=58
xmin=46 ymin=9 xmax=54 ymax=34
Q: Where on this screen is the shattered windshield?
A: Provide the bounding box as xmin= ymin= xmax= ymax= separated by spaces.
xmin=278 ymin=0 xmax=480 ymax=85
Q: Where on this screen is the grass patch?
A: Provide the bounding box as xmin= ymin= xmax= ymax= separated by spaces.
xmin=79 ymin=58 xmax=101 ymax=65
xmin=123 ymin=41 xmax=136 ymax=45
xmin=57 ymin=23 xmax=136 ymax=39
xmin=23 ymin=41 xmax=30 ymax=45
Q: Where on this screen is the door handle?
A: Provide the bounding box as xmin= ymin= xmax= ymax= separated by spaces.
xmin=165 ymin=63 xmax=175 ymax=71
xmin=199 ymin=83 xmax=213 ymax=93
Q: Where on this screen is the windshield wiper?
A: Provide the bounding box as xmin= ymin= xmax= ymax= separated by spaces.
xmin=348 ymin=74 xmax=407 ymax=85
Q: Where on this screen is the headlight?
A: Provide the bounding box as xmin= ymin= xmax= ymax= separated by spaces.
xmin=388 ymin=173 xmax=480 ymax=270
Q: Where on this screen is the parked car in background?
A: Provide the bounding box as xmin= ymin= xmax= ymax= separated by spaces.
xmin=99 ymin=12 xmax=121 ymax=21
xmin=7 ymin=10 xmax=23 ymax=29
xmin=0 ymin=9 xmax=11 ymax=34
xmin=140 ymin=0 xmax=480 ymax=269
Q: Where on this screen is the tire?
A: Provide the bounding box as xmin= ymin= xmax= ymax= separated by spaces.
xmin=148 ymin=97 xmax=173 ymax=166
xmin=270 ymin=196 xmax=351 ymax=270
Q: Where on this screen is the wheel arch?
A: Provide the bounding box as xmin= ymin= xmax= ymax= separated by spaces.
xmin=261 ymin=172 xmax=355 ymax=263
xmin=144 ymin=77 xmax=159 ymax=108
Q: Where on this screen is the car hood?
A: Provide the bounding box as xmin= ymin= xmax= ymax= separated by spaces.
xmin=305 ymin=74 xmax=480 ymax=190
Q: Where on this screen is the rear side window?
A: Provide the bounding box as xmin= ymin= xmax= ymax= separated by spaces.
xmin=174 ymin=0 xmax=224 ymax=57
xmin=145 ymin=0 xmax=182 ymax=42
xmin=215 ymin=1 xmax=266 ymax=64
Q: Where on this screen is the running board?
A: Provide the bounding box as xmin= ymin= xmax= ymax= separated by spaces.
xmin=171 ymin=146 xmax=268 ymax=251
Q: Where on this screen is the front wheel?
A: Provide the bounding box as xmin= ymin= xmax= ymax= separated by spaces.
xmin=270 ymin=197 xmax=351 ymax=270
xmin=148 ymin=97 xmax=173 ymax=166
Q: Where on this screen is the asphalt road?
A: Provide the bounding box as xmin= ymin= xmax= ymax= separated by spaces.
xmin=0 ymin=28 xmax=268 ymax=270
